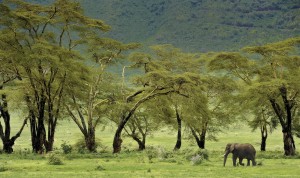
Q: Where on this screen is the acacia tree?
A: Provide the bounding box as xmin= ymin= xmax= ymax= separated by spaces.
xmin=244 ymin=38 xmax=300 ymax=155
xmin=183 ymin=75 xmax=237 ymax=149
xmin=209 ymin=37 xmax=300 ymax=155
xmin=248 ymin=105 xmax=278 ymax=151
xmin=0 ymin=0 xmax=110 ymax=153
xmin=64 ymin=35 xmax=138 ymax=152
xmin=112 ymin=45 xmax=199 ymax=153
xmin=121 ymin=105 xmax=165 ymax=151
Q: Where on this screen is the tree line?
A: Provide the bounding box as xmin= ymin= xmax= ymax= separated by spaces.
xmin=0 ymin=0 xmax=299 ymax=156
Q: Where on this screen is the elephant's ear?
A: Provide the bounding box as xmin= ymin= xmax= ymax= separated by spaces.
xmin=230 ymin=144 xmax=235 ymax=152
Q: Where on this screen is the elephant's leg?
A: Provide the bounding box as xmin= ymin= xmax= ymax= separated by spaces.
xmin=247 ymin=159 xmax=250 ymax=166
xmin=232 ymin=156 xmax=237 ymax=166
xmin=239 ymin=158 xmax=244 ymax=166
xmin=252 ymin=158 xmax=256 ymax=166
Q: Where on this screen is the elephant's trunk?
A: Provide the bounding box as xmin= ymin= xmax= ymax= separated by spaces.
xmin=223 ymin=153 xmax=228 ymax=166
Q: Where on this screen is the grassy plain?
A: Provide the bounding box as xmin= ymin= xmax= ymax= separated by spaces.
xmin=1 ymin=114 xmax=300 ymax=178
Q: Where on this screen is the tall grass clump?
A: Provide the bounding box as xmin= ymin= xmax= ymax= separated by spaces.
xmin=183 ymin=148 xmax=209 ymax=165
xmin=48 ymin=154 xmax=64 ymax=165
xmin=0 ymin=164 xmax=8 ymax=172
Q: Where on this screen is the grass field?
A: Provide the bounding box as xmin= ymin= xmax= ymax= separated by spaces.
xmin=1 ymin=114 xmax=300 ymax=178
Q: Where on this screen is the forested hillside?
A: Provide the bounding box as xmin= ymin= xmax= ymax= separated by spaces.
xmin=27 ymin=0 xmax=300 ymax=52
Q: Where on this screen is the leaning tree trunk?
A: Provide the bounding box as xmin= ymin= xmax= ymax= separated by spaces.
xmin=190 ymin=121 xmax=207 ymax=149
xmin=270 ymin=85 xmax=296 ymax=156
xmin=132 ymin=135 xmax=146 ymax=150
xmin=260 ymin=125 xmax=267 ymax=151
xmin=113 ymin=116 xmax=128 ymax=153
xmin=191 ymin=127 xmax=207 ymax=149
xmin=174 ymin=108 xmax=182 ymax=150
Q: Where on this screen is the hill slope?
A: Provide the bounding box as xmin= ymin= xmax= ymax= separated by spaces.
xmin=30 ymin=0 xmax=300 ymax=52
xmin=81 ymin=0 xmax=300 ymax=52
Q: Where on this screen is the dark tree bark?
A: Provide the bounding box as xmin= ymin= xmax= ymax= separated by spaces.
xmin=85 ymin=128 xmax=96 ymax=152
xmin=260 ymin=125 xmax=267 ymax=151
xmin=190 ymin=121 xmax=207 ymax=149
xmin=174 ymin=107 xmax=182 ymax=150
xmin=132 ymin=135 xmax=146 ymax=150
xmin=113 ymin=117 xmax=127 ymax=153
xmin=269 ymin=85 xmax=296 ymax=156
xmin=27 ymin=94 xmax=47 ymax=153
xmin=0 ymin=93 xmax=27 ymax=153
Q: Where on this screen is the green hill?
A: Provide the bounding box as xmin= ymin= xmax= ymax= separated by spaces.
xmin=31 ymin=0 xmax=300 ymax=52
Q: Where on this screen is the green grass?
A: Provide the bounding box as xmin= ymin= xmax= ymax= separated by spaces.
xmin=1 ymin=150 xmax=300 ymax=177
xmin=2 ymin=114 xmax=300 ymax=177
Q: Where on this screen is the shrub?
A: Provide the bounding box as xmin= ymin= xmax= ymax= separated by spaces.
xmin=190 ymin=154 xmax=204 ymax=166
xmin=74 ymin=138 xmax=103 ymax=153
xmin=95 ymin=165 xmax=105 ymax=171
xmin=185 ymin=148 xmax=209 ymax=161
xmin=48 ymin=154 xmax=64 ymax=165
xmin=146 ymin=147 xmax=156 ymax=163
xmin=0 ymin=164 xmax=8 ymax=172
xmin=61 ymin=141 xmax=73 ymax=154
xmin=157 ymin=147 xmax=173 ymax=160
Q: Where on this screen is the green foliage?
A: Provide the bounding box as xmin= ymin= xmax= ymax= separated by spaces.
xmin=73 ymin=138 xmax=104 ymax=153
xmin=184 ymin=148 xmax=209 ymax=161
xmin=95 ymin=164 xmax=106 ymax=171
xmin=61 ymin=141 xmax=73 ymax=154
xmin=190 ymin=154 xmax=204 ymax=166
xmin=48 ymin=154 xmax=64 ymax=165
xmin=0 ymin=164 xmax=8 ymax=172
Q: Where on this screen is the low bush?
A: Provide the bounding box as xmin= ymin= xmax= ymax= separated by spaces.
xmin=184 ymin=148 xmax=209 ymax=161
xmin=190 ymin=154 xmax=204 ymax=165
xmin=61 ymin=141 xmax=73 ymax=154
xmin=0 ymin=164 xmax=8 ymax=172
xmin=48 ymin=154 xmax=64 ymax=165
xmin=95 ymin=164 xmax=105 ymax=171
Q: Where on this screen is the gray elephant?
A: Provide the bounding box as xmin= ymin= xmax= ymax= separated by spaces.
xmin=223 ymin=143 xmax=256 ymax=167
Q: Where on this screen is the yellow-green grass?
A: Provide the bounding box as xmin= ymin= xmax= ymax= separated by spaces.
xmin=1 ymin=113 xmax=300 ymax=177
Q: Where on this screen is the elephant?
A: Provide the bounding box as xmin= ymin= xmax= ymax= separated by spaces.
xmin=223 ymin=143 xmax=256 ymax=167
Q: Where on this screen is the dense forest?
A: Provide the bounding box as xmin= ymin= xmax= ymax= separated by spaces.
xmin=0 ymin=0 xmax=299 ymax=162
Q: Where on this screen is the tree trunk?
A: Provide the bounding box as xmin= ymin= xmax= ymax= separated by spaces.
xmin=260 ymin=125 xmax=267 ymax=151
xmin=132 ymin=135 xmax=146 ymax=150
xmin=2 ymin=141 xmax=14 ymax=153
xmin=191 ymin=127 xmax=201 ymax=148
xmin=199 ymin=129 xmax=206 ymax=149
xmin=113 ymin=119 xmax=125 ymax=153
xmin=85 ymin=128 xmax=96 ymax=152
xmin=269 ymin=85 xmax=296 ymax=156
xmin=0 ymin=93 xmax=27 ymax=153
xmin=283 ymin=131 xmax=295 ymax=156
xmin=261 ymin=136 xmax=267 ymax=151
xmin=174 ymin=108 xmax=182 ymax=150
xmin=27 ymin=96 xmax=47 ymax=153
xmin=190 ymin=122 xmax=207 ymax=149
